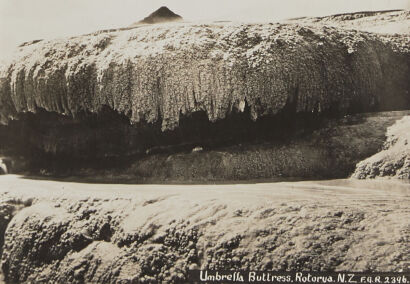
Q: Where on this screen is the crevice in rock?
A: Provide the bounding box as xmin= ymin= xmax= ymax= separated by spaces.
xmin=0 ymin=198 xmax=33 ymax=283
xmin=0 ymin=199 xmax=32 ymax=256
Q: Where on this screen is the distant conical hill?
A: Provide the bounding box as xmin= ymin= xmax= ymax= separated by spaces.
xmin=131 ymin=6 xmax=182 ymax=26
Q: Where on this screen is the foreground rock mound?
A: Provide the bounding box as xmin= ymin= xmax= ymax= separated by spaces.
xmin=0 ymin=177 xmax=408 ymax=283
xmin=353 ymin=115 xmax=410 ymax=179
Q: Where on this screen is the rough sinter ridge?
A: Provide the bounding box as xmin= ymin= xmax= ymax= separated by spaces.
xmin=0 ymin=22 xmax=409 ymax=130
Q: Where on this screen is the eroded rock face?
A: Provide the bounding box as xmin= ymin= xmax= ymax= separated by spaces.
xmin=353 ymin=116 xmax=410 ymax=179
xmin=0 ymin=20 xmax=408 ymax=179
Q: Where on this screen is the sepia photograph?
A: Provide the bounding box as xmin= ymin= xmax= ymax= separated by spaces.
xmin=0 ymin=0 xmax=409 ymax=283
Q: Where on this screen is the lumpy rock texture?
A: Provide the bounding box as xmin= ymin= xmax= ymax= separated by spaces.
xmin=1 ymin=22 xmax=409 ymax=130
xmin=0 ymin=177 xmax=409 ymax=283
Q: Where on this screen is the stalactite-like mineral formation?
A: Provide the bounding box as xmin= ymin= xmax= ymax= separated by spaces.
xmin=0 ymin=23 xmax=409 ymax=130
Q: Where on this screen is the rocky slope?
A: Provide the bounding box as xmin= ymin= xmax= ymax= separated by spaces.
xmin=0 ymin=176 xmax=408 ymax=283
xmin=287 ymin=10 xmax=410 ymax=35
xmin=354 ymin=115 xmax=410 ymax=179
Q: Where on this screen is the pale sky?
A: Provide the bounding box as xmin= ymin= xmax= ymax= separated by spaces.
xmin=0 ymin=0 xmax=409 ymax=61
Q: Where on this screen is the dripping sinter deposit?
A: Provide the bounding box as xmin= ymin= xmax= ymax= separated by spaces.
xmin=1 ymin=17 xmax=409 ymax=128
xmin=0 ymin=10 xmax=409 ymax=180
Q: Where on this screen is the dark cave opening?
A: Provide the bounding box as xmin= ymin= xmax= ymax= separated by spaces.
xmin=0 ymin=100 xmax=342 ymax=175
